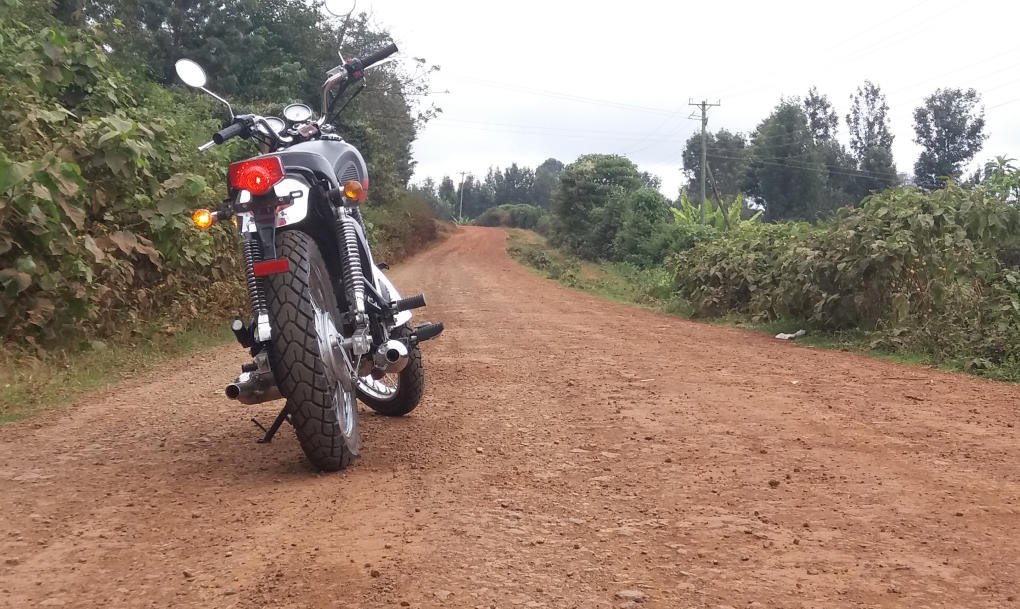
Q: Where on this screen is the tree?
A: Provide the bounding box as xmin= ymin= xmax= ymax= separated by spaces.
xmin=847 ymin=81 xmax=894 ymax=158
xmin=532 ymin=158 xmax=564 ymax=209
xmin=846 ymin=81 xmax=898 ymax=197
xmin=613 ymin=189 xmax=672 ymax=266
xmin=410 ymin=178 xmax=452 ymax=220
xmin=483 ymin=167 xmax=505 ymax=206
xmin=457 ymin=175 xmax=494 ymax=219
xmin=913 ymin=87 xmax=988 ymax=190
xmin=803 ymin=87 xmax=838 ymax=143
xmin=550 ymin=155 xmax=642 ymax=259
xmin=743 ymin=101 xmax=828 ymax=221
xmin=685 ymin=129 xmax=747 ymax=205
xmin=81 ymin=1 xmax=436 ymax=206
xmin=499 ymin=163 xmax=535 ymax=205
xmin=438 ymin=176 xmax=457 ymax=214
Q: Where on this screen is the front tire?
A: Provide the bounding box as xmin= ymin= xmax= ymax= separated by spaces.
xmin=357 ymin=325 xmax=425 ymax=417
xmin=266 ymin=230 xmax=359 ymax=471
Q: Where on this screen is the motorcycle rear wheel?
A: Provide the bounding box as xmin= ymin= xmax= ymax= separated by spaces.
xmin=356 ymin=325 xmax=425 ymax=417
xmin=266 ymin=230 xmax=359 ymax=471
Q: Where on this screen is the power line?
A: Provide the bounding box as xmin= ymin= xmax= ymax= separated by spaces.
xmin=441 ymin=73 xmax=676 ymax=115
xmin=433 ymin=116 xmax=683 ymax=138
xmin=707 ymin=151 xmax=899 ymax=184
xmin=432 ymin=120 xmax=688 ymax=142
xmin=718 ymin=0 xmax=963 ymax=101
xmin=987 ymin=95 xmax=1020 ymax=110
xmin=883 ymin=49 xmax=1020 ymax=98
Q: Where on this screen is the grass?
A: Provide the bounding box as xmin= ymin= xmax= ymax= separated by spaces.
xmin=505 ymin=229 xmax=682 ymax=314
xmin=506 ymin=228 xmax=984 ymax=379
xmin=0 ymin=321 xmax=234 ymax=424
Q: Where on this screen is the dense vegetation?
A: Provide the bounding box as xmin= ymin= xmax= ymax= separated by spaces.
xmin=1 ymin=0 xmax=437 ymax=350
xmin=474 ymin=204 xmax=545 ymax=230
xmin=673 ymin=165 xmax=1020 ymax=376
xmin=505 ymin=147 xmax=1020 ymax=379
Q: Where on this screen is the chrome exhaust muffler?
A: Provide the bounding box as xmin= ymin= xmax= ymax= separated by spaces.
xmin=373 ymin=339 xmax=408 ymax=374
xmin=225 ymin=371 xmax=281 ymax=405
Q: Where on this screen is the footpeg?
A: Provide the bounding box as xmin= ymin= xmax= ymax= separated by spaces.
xmin=231 ymin=319 xmax=253 ymax=348
xmin=410 ymin=322 xmax=444 ymax=344
xmin=391 ymin=294 xmax=426 ymax=312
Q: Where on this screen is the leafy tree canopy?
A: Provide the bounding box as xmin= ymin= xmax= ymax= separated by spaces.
xmin=913 ymin=87 xmax=987 ymax=190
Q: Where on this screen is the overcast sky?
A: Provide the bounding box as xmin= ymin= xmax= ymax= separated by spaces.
xmin=358 ymin=0 xmax=1020 ymax=196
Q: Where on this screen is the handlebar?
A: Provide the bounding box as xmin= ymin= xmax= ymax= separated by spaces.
xmin=198 ymin=43 xmax=400 ymax=151
xmin=213 ymin=120 xmax=247 ymax=144
xmin=357 ymin=43 xmax=398 ymax=70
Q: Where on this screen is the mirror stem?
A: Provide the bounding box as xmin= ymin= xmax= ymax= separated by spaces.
xmin=201 ymin=87 xmax=234 ymax=119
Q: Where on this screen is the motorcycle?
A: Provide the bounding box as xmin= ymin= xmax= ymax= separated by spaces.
xmin=174 ymin=42 xmax=443 ymax=471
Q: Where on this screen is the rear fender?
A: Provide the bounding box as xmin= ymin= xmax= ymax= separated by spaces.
xmin=374 ymin=267 xmax=412 ymax=326
xmin=236 ymin=176 xmax=311 ymax=234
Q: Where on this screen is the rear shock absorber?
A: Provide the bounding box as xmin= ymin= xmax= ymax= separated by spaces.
xmin=242 ymin=238 xmax=268 ymax=319
xmin=336 ymin=214 xmax=366 ymax=316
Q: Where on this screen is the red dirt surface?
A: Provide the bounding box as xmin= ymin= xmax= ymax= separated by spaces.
xmin=1 ymin=226 xmax=1018 ymax=608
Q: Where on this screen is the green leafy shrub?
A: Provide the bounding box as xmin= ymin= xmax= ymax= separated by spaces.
xmin=0 ymin=6 xmax=439 ymax=349
xmin=506 ymin=241 xmax=579 ymax=283
xmin=673 ymin=182 xmax=1020 ymax=372
xmin=613 ymin=189 xmax=720 ymax=267
xmin=474 ymin=204 xmax=544 ymax=229
xmin=362 ymin=192 xmax=437 ymax=263
xmin=0 ymin=15 xmax=245 ymax=345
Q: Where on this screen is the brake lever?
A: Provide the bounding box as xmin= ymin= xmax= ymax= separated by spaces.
xmin=198 ymin=140 xmax=215 ymax=152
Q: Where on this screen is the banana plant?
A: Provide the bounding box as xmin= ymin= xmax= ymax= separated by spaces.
xmin=671 ymin=191 xmax=761 ymax=230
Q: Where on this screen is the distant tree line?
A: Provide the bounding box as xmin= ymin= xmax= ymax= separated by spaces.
xmin=682 ymin=82 xmax=990 ymax=221
xmin=411 ymin=158 xmax=564 ymax=220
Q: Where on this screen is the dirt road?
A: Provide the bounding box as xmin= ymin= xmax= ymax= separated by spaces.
xmin=1 ymin=226 xmax=1018 ymax=609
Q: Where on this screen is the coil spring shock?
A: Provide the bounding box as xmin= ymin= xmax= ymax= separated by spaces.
xmin=337 ymin=215 xmax=365 ymax=314
xmin=242 ymin=239 xmax=267 ymax=317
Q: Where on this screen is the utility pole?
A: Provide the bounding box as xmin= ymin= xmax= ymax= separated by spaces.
xmin=457 ymin=171 xmax=467 ymax=219
xmin=688 ymin=99 xmax=721 ymax=224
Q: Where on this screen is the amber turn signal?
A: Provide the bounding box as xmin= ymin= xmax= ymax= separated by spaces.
xmin=343 ymin=180 xmax=365 ymax=203
xmin=192 ymin=208 xmax=214 ymax=229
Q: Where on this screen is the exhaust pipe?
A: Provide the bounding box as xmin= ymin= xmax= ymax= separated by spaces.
xmin=374 ymin=339 xmax=408 ymax=374
xmin=225 ymin=372 xmax=281 ymax=405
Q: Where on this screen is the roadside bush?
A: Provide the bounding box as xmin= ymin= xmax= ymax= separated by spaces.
xmin=0 ymin=15 xmax=246 ymax=345
xmin=475 ymin=204 xmax=544 ymax=229
xmin=507 ymin=241 xmax=578 ymax=283
xmin=673 ymin=182 xmax=1020 ymax=369
xmin=0 ymin=9 xmax=438 ymax=349
xmin=362 ymin=192 xmax=437 ymax=262
xmin=615 ymin=189 xmax=720 ymax=267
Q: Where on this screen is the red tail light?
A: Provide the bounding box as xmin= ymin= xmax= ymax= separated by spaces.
xmin=229 ymin=156 xmax=285 ymax=195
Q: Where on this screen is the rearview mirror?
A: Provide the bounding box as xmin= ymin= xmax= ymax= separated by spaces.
xmin=175 ymin=59 xmax=207 ymax=88
xmin=324 ymin=0 xmax=355 ymax=17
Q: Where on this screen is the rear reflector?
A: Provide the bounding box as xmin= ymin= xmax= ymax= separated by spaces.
xmin=252 ymin=259 xmax=290 ymax=277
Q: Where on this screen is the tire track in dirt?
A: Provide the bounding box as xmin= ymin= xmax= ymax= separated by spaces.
xmin=1 ymin=226 xmax=1018 ymax=608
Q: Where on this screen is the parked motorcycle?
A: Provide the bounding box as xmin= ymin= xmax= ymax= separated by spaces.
xmin=174 ymin=42 xmax=443 ymax=471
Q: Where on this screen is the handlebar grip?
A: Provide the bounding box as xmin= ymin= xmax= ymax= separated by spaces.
xmin=213 ymin=121 xmax=246 ymax=145
xmin=359 ymin=43 xmax=398 ymax=69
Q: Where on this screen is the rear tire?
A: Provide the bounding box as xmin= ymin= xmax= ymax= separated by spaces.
xmin=357 ymin=325 xmax=425 ymax=417
xmin=266 ymin=230 xmax=358 ymax=471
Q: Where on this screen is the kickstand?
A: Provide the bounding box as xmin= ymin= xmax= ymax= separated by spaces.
xmin=252 ymin=406 xmax=289 ymax=444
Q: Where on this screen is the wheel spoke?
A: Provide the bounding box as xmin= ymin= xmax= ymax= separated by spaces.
xmin=358 ymin=372 xmax=399 ymax=401
xmin=308 ymin=265 xmax=359 ymax=454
